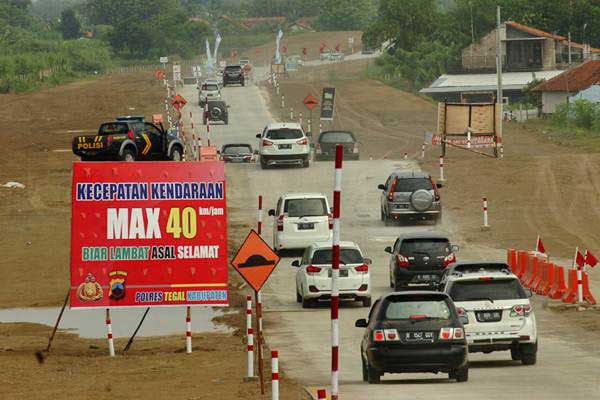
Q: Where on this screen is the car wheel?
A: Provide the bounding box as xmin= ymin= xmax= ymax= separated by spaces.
xmin=366 ymin=362 xmax=381 ymax=384
xmin=510 ymin=346 xmax=521 ymax=361
xmin=302 ymin=159 xmax=309 ymax=168
xmin=170 ymin=147 xmax=182 ymax=161
xmin=362 ymin=297 xmax=372 ymax=307
xmin=203 ymin=117 xmax=207 ymax=125
xmin=361 ymin=356 xmax=368 ymax=382
xmin=301 ymin=296 xmax=313 ymax=309
xmin=394 ymin=281 xmax=407 ymax=292
xmin=435 ymin=212 xmax=443 ymax=225
xmin=260 ymin=159 xmax=269 ymax=169
xmin=224 ymin=117 xmax=229 ymax=125
xmin=296 ymin=290 xmax=302 ymax=303
xmin=120 ymin=149 xmax=135 ymax=162
xmin=520 ymin=343 xmax=537 ymax=365
xmin=451 ymin=366 xmax=468 ymax=382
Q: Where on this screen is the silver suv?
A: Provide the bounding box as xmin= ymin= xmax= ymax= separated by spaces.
xmin=378 ymin=171 xmax=442 ymax=225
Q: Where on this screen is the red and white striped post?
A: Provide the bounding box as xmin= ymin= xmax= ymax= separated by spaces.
xmin=246 ymin=295 xmax=254 ymax=377
xmin=482 ymin=196 xmax=490 ymax=228
xmin=421 ymin=142 xmax=426 ymax=159
xmin=317 ymin=389 xmax=327 ymax=400
xmin=271 ymin=350 xmax=279 ymax=400
xmin=574 ymin=247 xmax=583 ymax=304
xmin=204 ymin=97 xmax=211 ymax=147
xmin=439 ymin=155 xmax=445 ymax=182
xmin=299 ymin=112 xmax=303 ymax=127
xmin=186 ymin=306 xmax=192 ymax=353
xmin=331 ymin=144 xmax=343 ymax=400
xmin=404 ymin=152 xmax=408 ymax=159
xmin=256 ymin=195 xmax=264 ymax=351
xmin=290 ymin=107 xmax=294 ymax=120
xmin=105 ymin=308 xmax=115 ymax=357
xmin=257 ymin=195 xmax=263 ymax=235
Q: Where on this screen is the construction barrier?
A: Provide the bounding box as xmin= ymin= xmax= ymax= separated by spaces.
xmin=548 ymin=265 xmax=567 ymax=300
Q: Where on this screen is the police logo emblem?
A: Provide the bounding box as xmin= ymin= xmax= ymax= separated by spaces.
xmin=109 ymin=270 xmax=128 ymax=300
xmin=76 ymin=273 xmax=103 ymax=302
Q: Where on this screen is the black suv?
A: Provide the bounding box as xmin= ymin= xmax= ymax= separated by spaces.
xmin=222 ymin=65 xmax=245 ymax=86
xmin=203 ymin=100 xmax=229 ymax=125
xmin=385 ymin=233 xmax=458 ymax=291
xmin=356 ymin=291 xmax=468 ymax=383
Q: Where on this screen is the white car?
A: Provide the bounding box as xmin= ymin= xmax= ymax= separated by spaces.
xmin=440 ymin=262 xmax=538 ymax=365
xmin=198 ymin=80 xmax=222 ymax=107
xmin=256 ymin=122 xmax=310 ymax=168
xmin=268 ymin=193 xmax=332 ymax=252
xmin=292 ymin=241 xmax=371 ymax=308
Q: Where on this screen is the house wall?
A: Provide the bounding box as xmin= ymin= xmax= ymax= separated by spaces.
xmin=542 ymin=38 xmax=556 ymax=70
xmin=542 ymin=91 xmax=571 ymax=113
xmin=462 ymin=29 xmax=502 ymax=70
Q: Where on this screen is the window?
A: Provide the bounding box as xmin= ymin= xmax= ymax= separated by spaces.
xmin=449 ymin=279 xmax=527 ymax=302
xmin=283 ymin=198 xmax=327 ymax=217
xmin=99 ymin=122 xmax=129 ymax=136
xmin=319 ymin=131 xmax=355 ymax=143
xmin=384 ymin=299 xmax=451 ymax=320
xmin=144 ymin=123 xmax=162 ymax=138
xmin=202 ymin=84 xmax=219 ymax=91
xmin=266 ymin=128 xmax=303 ymax=140
xmin=400 ymin=239 xmax=451 ymax=257
xmin=223 ymin=145 xmax=252 ymax=154
xmin=394 ymin=178 xmax=433 ymax=192
xmin=311 ymin=248 xmax=364 ymax=265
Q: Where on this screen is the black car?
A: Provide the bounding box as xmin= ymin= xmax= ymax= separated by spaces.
xmin=314 ymin=130 xmax=359 ymax=161
xmin=203 ymin=100 xmax=229 ymax=125
xmin=222 ymin=65 xmax=245 ymax=86
xmin=219 ymin=143 xmax=256 ymax=163
xmin=385 ymin=233 xmax=459 ymax=291
xmin=356 ymin=291 xmax=468 ymax=383
xmin=72 ymin=116 xmax=184 ymax=162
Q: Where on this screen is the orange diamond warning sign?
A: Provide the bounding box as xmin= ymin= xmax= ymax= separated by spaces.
xmin=231 ymin=230 xmax=280 ymax=292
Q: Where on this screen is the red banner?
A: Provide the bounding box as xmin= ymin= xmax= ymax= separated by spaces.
xmin=70 ymin=162 xmax=228 ymax=308
xmin=431 ymin=134 xmax=495 ymax=148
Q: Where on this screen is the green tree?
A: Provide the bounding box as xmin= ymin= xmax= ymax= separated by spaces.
xmin=59 ymin=8 xmax=81 ymax=39
xmin=317 ymin=0 xmax=376 ymax=31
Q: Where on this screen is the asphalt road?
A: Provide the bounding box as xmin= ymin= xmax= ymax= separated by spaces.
xmin=183 ymin=74 xmax=600 ymax=399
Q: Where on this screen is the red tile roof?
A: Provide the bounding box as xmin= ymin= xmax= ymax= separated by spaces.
xmin=240 ymin=17 xmax=287 ymax=29
xmin=533 ymin=60 xmax=600 ymax=92
xmin=506 ymin=21 xmax=600 ymax=53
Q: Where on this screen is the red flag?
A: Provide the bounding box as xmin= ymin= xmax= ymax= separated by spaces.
xmin=585 ymin=250 xmax=598 ymax=268
xmin=536 ymin=236 xmax=546 ymax=253
xmin=575 ymin=250 xmax=585 ymax=268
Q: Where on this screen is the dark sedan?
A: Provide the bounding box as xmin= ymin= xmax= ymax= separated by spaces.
xmin=219 ymin=143 xmax=255 ymax=163
xmin=314 ymin=130 xmax=359 ymax=161
xmin=356 ymin=291 xmax=468 ymax=383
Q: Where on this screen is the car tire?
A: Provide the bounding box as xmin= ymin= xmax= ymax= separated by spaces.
xmin=120 ymin=149 xmax=135 ymax=162
xmin=203 ymin=117 xmax=207 ymax=125
xmin=301 ymin=296 xmax=313 ymax=309
xmin=242 ymin=81 xmax=245 ymax=87
xmin=302 ymin=159 xmax=309 ymax=168
xmin=450 ymin=366 xmax=468 ymax=382
xmin=362 ymin=297 xmax=372 ymax=307
xmin=520 ymin=343 xmax=537 ymax=365
xmin=366 ymin=362 xmax=381 ymax=384
xmin=361 ymin=356 xmax=368 ymax=382
xmin=394 ymin=281 xmax=407 ymax=292
xmin=296 ymin=290 xmax=302 ymax=303
xmin=510 ymin=346 xmax=521 ymax=361
xmin=260 ymin=159 xmax=269 ymax=169
xmin=224 ymin=117 xmax=229 ymax=125
xmin=170 ymin=146 xmax=182 ymax=161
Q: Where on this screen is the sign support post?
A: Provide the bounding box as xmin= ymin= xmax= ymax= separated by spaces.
xmin=255 ymin=290 xmax=265 ymax=394
xmin=106 ymin=308 xmax=115 ymax=357
xmin=331 ymin=145 xmax=343 ymax=400
xmin=186 ymin=306 xmax=192 ymax=353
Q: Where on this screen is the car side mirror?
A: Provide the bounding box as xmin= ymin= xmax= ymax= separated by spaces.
xmin=524 ymin=288 xmax=533 ymax=298
xmin=268 ymin=209 xmax=276 ymax=217
xmin=364 ymin=257 xmax=372 ymax=265
xmin=451 ymin=245 xmax=460 ymax=252
xmin=355 ymin=318 xmax=368 ymax=328
xmin=256 ymin=134 xmax=262 ymax=139
xmin=329 ymin=207 xmax=334 ymax=213
xmin=436 ymin=182 xmax=444 ymax=189
xmin=291 ymin=260 xmax=300 ymax=267
xmin=378 ymin=184 xmax=386 ymax=190
xmin=384 ymin=246 xmax=392 ymax=254
xmin=458 ymin=315 xmax=469 ymax=325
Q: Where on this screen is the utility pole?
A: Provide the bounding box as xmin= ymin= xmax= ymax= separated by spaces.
xmin=568 ymin=32 xmax=572 ymax=65
xmin=496 ymin=6 xmax=503 ymax=131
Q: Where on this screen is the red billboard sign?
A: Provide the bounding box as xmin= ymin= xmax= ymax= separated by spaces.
xmin=70 ymin=161 xmax=228 ymax=308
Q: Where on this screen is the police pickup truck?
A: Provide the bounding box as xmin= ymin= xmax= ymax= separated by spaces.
xmin=72 ymin=116 xmax=184 ymax=161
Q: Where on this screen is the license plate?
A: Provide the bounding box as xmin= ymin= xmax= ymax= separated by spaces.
xmin=404 ymin=331 xmax=434 ymax=342
xmin=476 ymin=310 xmax=502 ymax=322
xmin=413 ymin=274 xmax=437 ymax=282
xmin=328 ymin=269 xmax=349 ymax=278
xmin=278 ymin=144 xmax=292 ymax=150
xmin=297 ymin=223 xmax=314 ymax=230
xmin=395 ymin=204 xmax=409 ymax=209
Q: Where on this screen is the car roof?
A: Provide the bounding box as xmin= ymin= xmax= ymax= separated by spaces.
xmin=379 ymin=291 xmax=451 ymax=301
xmin=280 ymin=192 xmax=327 ymax=200
xmin=444 ymin=261 xmax=515 ymax=281
xmin=310 ymin=241 xmax=360 ymax=250
xmin=226 ymin=64 xmax=241 ymax=68
xmin=318 ymin=130 xmax=356 ymax=140
xmin=266 ymin=122 xmax=302 ymax=130
xmin=395 ymin=232 xmax=451 ymax=241
xmin=390 ymin=170 xmax=431 ymax=179
xmin=222 ymin=143 xmax=252 ymax=148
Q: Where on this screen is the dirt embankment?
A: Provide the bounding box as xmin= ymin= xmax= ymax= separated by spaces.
xmin=0 ymin=73 xmax=304 ymax=399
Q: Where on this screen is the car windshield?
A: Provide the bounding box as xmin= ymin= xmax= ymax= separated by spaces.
xmin=394 ymin=177 xmax=432 ymax=192
xmin=401 ymin=239 xmax=450 ymax=256
xmin=266 ymin=128 xmax=303 ymax=140
xmin=223 ymin=146 xmax=252 ymax=154
xmin=98 ymin=122 xmax=129 ymax=136
xmin=311 ymin=248 xmax=363 ymax=265
xmin=202 ymin=84 xmax=219 ymax=91
xmin=384 ymin=299 xmax=451 ymax=320
xmin=449 ymin=279 xmax=527 ymax=302
xmin=284 ymin=198 xmax=327 ymax=217
xmin=319 ymin=132 xmax=355 ymax=143
xmin=226 ymin=66 xmax=241 ymax=72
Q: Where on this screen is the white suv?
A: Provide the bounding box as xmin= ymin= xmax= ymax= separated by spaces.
xmin=292 ymin=241 xmax=371 ymax=308
xmin=256 ymin=122 xmax=310 ymax=169
xmin=198 ymin=80 xmax=222 ymax=107
xmin=440 ymin=262 xmax=538 ymax=365
xmin=268 ymin=193 xmax=332 ymax=253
